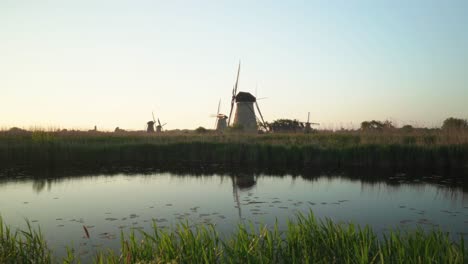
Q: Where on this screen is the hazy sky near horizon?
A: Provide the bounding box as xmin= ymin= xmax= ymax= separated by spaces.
xmin=1 ymin=0 xmax=467 ymax=131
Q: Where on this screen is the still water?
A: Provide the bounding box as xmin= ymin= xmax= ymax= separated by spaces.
xmin=0 ymin=171 xmax=467 ymax=259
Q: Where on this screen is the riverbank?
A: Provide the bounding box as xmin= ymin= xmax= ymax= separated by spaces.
xmin=1 ymin=130 xmax=467 ymax=172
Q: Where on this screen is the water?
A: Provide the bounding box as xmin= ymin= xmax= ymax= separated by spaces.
xmin=1 ymin=170 xmax=467 ymax=260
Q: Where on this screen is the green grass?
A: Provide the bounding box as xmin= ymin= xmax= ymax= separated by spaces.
xmin=0 ymin=217 xmax=52 ymax=264
xmin=1 ymin=213 xmax=466 ymax=263
xmin=1 ymin=129 xmax=467 ymax=171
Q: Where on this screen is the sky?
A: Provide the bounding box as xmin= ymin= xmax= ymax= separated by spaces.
xmin=1 ymin=0 xmax=467 ymax=131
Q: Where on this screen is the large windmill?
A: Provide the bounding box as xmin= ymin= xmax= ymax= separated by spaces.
xmin=211 ymin=99 xmax=228 ymax=132
xmin=304 ymin=112 xmax=320 ymax=133
xmin=227 ymin=62 xmax=267 ymax=132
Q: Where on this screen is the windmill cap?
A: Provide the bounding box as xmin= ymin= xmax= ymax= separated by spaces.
xmin=235 ymin=92 xmax=256 ymax=102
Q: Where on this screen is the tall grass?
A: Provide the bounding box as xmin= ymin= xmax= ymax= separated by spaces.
xmin=2 ymin=213 xmax=466 ymax=263
xmin=1 ymin=130 xmax=467 ymax=171
xmin=0 ymin=217 xmax=52 ymax=264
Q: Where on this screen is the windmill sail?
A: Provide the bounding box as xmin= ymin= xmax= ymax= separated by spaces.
xmin=228 ymin=61 xmax=241 ymax=126
xmin=255 ymin=101 xmax=267 ymax=129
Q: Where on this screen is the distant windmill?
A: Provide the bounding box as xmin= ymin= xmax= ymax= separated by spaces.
xmin=227 ymin=62 xmax=267 ymax=132
xmin=304 ymin=112 xmax=320 ymax=133
xmin=146 ymin=112 xmax=156 ymax=133
xmin=156 ymin=118 xmax=167 ymax=133
xmin=211 ymin=99 xmax=228 ymax=132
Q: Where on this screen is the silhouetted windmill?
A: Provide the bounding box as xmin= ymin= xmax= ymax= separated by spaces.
xmin=227 ymin=62 xmax=267 ymax=132
xmin=146 ymin=112 xmax=156 ymax=133
xmin=304 ymin=112 xmax=319 ymax=133
xmin=211 ymin=99 xmax=228 ymax=132
xmin=156 ymin=118 xmax=167 ymax=133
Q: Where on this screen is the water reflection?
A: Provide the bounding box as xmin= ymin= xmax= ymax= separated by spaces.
xmin=231 ymin=174 xmax=257 ymax=218
xmin=1 ymin=167 xmax=468 ymax=260
xmin=0 ymin=166 xmax=466 ymax=199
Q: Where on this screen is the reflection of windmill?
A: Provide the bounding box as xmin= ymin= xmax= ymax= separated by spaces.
xmin=304 ymin=112 xmax=320 ymax=133
xmin=230 ymin=174 xmax=257 ymax=219
xmin=156 ymin=118 xmax=167 ymax=133
xmin=146 ymin=112 xmax=156 ymax=133
xmin=211 ymin=99 xmax=228 ymax=132
xmin=227 ymin=62 xmax=267 ymax=132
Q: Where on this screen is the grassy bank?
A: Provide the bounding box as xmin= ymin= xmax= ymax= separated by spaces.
xmin=1 ymin=130 xmax=468 ymax=171
xmin=1 ymin=213 xmax=466 ymax=263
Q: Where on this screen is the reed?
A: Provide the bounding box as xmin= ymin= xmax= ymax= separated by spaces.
xmin=1 ymin=130 xmax=467 ymax=171
xmin=2 ymin=213 xmax=466 ymax=263
xmin=0 ymin=217 xmax=52 ymax=264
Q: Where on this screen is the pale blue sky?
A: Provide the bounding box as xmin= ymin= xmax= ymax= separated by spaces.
xmin=1 ymin=0 xmax=467 ymax=130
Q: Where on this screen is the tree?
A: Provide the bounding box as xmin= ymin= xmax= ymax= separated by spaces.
xmin=195 ymin=126 xmax=208 ymax=134
xmin=360 ymin=120 xmax=394 ymax=131
xmin=400 ymin=125 xmax=414 ymax=132
xmin=268 ymin=119 xmax=304 ymax=133
xmin=442 ymin=117 xmax=467 ymax=130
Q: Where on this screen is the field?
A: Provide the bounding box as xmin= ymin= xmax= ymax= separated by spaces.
xmin=1 ymin=212 xmax=466 ymax=264
xmin=1 ymin=129 xmax=467 ymax=173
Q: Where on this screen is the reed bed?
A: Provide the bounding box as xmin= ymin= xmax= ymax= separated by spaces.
xmin=1 ymin=130 xmax=468 ymax=171
xmin=0 ymin=217 xmax=52 ymax=264
xmin=1 ymin=213 xmax=466 ymax=263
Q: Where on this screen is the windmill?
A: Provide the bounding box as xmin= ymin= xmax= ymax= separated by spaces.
xmin=156 ymin=118 xmax=167 ymax=133
xmin=211 ymin=99 xmax=228 ymax=132
xmin=146 ymin=112 xmax=156 ymax=133
xmin=227 ymin=62 xmax=267 ymax=132
xmin=304 ymin=112 xmax=320 ymax=133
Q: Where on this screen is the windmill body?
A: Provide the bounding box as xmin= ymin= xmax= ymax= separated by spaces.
xmin=304 ymin=123 xmax=312 ymax=133
xmin=212 ymin=100 xmax=228 ymax=132
xmin=216 ymin=115 xmax=228 ymax=132
xmin=232 ymin=92 xmax=258 ymax=133
xmin=156 ymin=118 xmax=167 ymax=133
xmin=147 ymin=121 xmax=155 ymax=133
xmin=304 ymin=112 xmax=319 ymax=133
xmin=227 ymin=62 xmax=267 ymax=133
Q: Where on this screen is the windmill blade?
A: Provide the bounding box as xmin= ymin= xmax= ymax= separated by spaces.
xmin=233 ymin=61 xmax=240 ymax=96
xmin=308 ymin=112 xmax=310 ymax=123
xmin=256 ymin=97 xmax=268 ymax=101
xmin=214 ymin=118 xmax=218 ymax=129
xmin=217 ymin=99 xmax=221 ymax=115
xmin=152 ymin=112 xmax=156 ymax=123
xmin=157 ymin=118 xmax=161 ymax=126
xmin=228 ymin=62 xmax=241 ymax=126
xmin=255 ymin=101 xmax=267 ymax=129
xmin=227 ymin=99 xmax=235 ymax=126
xmin=162 ymin=123 xmax=167 ymax=127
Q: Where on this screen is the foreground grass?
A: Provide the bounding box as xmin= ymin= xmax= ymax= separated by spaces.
xmin=1 ymin=130 xmax=468 ymax=171
xmin=1 ymin=213 xmax=466 ymax=264
xmin=0 ymin=217 xmax=52 ymax=264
